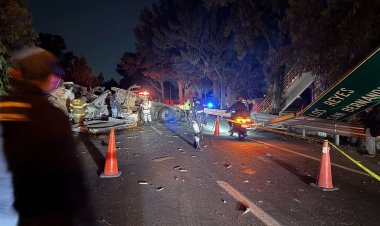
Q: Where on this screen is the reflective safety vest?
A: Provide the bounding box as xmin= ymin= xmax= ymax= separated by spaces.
xmin=141 ymin=100 xmax=152 ymax=114
xmin=70 ymin=99 xmax=87 ymax=116
xmin=0 ymin=101 xmax=31 ymax=121
xmin=183 ymin=100 xmax=191 ymax=110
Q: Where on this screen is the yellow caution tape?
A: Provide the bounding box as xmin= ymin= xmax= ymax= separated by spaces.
xmin=328 ymin=141 xmax=380 ymax=182
xmin=247 ymin=122 xmax=380 ymax=181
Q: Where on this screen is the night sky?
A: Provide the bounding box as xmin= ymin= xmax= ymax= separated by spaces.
xmin=29 ymin=0 xmax=156 ymax=81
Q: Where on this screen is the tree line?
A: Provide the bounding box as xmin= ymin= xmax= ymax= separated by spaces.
xmin=0 ymin=0 xmax=116 ymax=94
xmin=117 ymin=0 xmax=380 ymax=110
xmin=1 ymin=0 xmax=379 ymax=110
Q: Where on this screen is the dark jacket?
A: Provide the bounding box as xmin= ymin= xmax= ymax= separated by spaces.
xmin=227 ymin=101 xmax=249 ymax=118
xmin=0 ymin=80 xmax=86 ymax=220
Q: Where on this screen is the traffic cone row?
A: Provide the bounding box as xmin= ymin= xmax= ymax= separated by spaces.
xmin=100 ymin=128 xmax=121 ymax=178
xmin=214 ymin=116 xmax=220 ymax=137
xmin=310 ymin=140 xmax=338 ymax=191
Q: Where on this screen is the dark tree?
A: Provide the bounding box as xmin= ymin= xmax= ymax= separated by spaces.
xmin=103 ymin=78 xmax=119 ymax=90
xmin=281 ymin=0 xmax=380 ymax=92
xmin=36 ymin=33 xmax=67 ymax=58
xmin=0 ymin=0 xmax=37 ymax=94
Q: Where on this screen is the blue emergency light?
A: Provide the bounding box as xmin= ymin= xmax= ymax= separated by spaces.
xmin=206 ymin=102 xmax=214 ymax=108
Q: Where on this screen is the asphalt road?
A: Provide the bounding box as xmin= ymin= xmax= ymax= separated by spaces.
xmin=76 ymin=117 xmax=380 ymax=226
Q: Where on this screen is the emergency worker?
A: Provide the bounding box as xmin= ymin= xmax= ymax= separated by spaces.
xmin=183 ymin=99 xmax=192 ymax=122
xmin=0 ymin=47 xmax=89 ymax=225
xmin=110 ymin=91 xmax=121 ymax=118
xmin=64 ymin=82 xmax=75 ymax=114
xmin=141 ymin=96 xmax=152 ymax=125
xmin=70 ymin=92 xmax=88 ymax=126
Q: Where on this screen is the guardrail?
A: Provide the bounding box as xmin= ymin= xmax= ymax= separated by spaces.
xmin=253 ymin=113 xmax=366 ymax=142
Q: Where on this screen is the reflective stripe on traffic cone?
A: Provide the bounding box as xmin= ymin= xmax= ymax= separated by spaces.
xmin=100 ymin=128 xmax=121 ymax=178
xmin=310 ymin=140 xmax=338 ymax=191
xmin=214 ymin=116 xmax=220 ymax=137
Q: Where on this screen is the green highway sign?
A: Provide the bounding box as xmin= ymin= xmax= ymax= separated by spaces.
xmin=301 ymin=47 xmax=380 ymax=120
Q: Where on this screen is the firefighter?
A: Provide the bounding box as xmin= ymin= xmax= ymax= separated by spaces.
xmin=70 ymin=92 xmax=88 ymax=126
xmin=141 ymin=96 xmax=152 ymax=125
xmin=183 ymin=99 xmax=192 ymax=123
xmin=190 ymin=98 xmax=205 ymax=151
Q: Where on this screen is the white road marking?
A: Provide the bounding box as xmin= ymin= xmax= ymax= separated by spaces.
xmin=151 ymin=125 xmax=163 ymax=135
xmin=217 ymin=181 xmax=282 ymax=226
xmin=246 ymin=137 xmax=369 ymax=177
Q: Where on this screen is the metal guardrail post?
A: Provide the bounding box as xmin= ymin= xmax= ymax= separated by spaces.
xmin=335 ymin=134 xmax=340 ymax=146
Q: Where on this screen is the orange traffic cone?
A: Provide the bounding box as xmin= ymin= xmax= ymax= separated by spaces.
xmin=100 ymin=128 xmax=121 ymax=178
xmin=214 ymin=116 xmax=220 ymax=137
xmin=310 ymin=140 xmax=338 ymax=191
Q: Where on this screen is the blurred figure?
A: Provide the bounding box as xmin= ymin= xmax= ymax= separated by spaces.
xmin=70 ymin=91 xmax=88 ymax=126
xmin=248 ymin=99 xmax=259 ymax=123
xmin=0 ymin=134 xmax=18 ymax=226
xmin=0 ymin=47 xmax=89 ymax=226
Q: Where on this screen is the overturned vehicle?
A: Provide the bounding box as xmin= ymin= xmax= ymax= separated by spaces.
xmin=48 ymin=83 xmax=185 ymax=134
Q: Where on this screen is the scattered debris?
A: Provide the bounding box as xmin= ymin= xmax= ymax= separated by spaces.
xmin=99 ymin=218 xmax=111 ymax=225
xmin=138 ymin=181 xmax=148 ymax=185
xmin=100 ymin=140 xmax=108 ymax=146
xmin=293 ymin=198 xmax=301 ymax=203
xmin=153 ymin=156 xmax=174 ymax=162
xmin=223 ymin=163 xmax=232 ymax=169
xmin=235 ymin=201 xmax=250 ymax=215
xmin=156 ymin=187 xmax=164 ymax=191
xmin=241 ymin=168 xmax=255 ymax=175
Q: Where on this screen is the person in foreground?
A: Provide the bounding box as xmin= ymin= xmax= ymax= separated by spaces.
xmin=0 ymin=47 xmax=89 ymax=226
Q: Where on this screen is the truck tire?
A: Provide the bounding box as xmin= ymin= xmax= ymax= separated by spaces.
xmin=158 ymin=107 xmax=174 ymax=122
